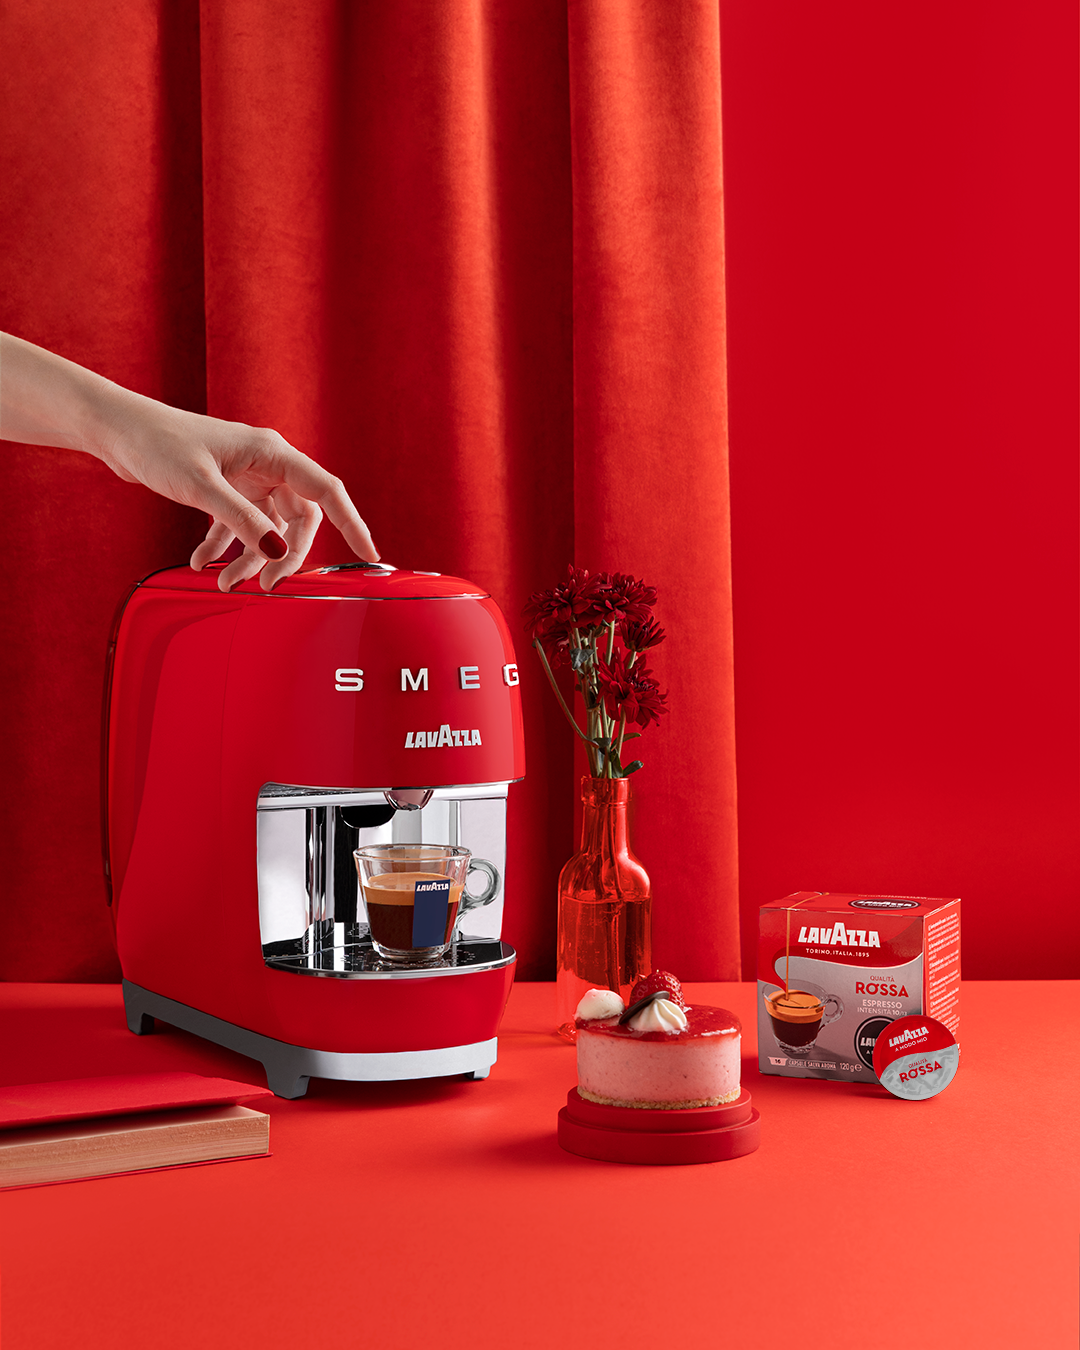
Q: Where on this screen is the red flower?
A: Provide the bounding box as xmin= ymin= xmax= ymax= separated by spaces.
xmin=536 ymin=627 xmax=571 ymax=668
xmin=577 ymin=572 xmax=624 ymax=626
xmin=596 ymin=653 xmax=668 ymax=729
xmin=622 ymin=616 xmax=666 ymax=652
xmin=523 ymin=567 xmax=607 ymax=639
xmin=525 ymin=569 xmax=661 ymax=639
xmin=606 ymin=574 xmax=658 ymax=627
xmin=526 ymin=563 xmax=666 ymax=776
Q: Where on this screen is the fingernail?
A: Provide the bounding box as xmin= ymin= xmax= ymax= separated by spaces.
xmin=259 ymin=530 xmax=288 ymax=560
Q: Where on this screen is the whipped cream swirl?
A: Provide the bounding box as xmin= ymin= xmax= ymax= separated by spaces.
xmin=628 ymin=996 xmax=688 ymax=1034
xmin=575 ymin=988 xmax=626 ymax=1021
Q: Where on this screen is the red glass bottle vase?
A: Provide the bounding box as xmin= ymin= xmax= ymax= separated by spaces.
xmin=555 ymin=776 xmax=652 ymax=1041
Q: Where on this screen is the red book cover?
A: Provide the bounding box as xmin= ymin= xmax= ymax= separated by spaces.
xmin=0 ymin=1072 xmax=272 ymax=1130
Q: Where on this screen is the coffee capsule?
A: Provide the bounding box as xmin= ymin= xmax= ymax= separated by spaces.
xmin=872 ymin=1014 xmax=959 ymax=1100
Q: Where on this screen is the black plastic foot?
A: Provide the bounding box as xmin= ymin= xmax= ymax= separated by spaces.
xmin=264 ymin=1068 xmax=310 ymax=1100
xmin=123 ymin=985 xmax=156 ymax=1035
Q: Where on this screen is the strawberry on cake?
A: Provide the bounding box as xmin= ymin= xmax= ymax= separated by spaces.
xmin=574 ymin=972 xmax=742 ymax=1110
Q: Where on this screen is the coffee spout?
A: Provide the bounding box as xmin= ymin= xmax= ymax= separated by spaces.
xmin=384 ymin=788 xmax=433 ymax=812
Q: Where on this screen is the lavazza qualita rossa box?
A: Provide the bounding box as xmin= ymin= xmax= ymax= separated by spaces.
xmin=757 ymin=892 xmax=960 ymax=1082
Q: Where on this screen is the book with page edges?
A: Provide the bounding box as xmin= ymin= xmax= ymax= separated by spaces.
xmin=0 ymin=1073 xmax=273 ymax=1189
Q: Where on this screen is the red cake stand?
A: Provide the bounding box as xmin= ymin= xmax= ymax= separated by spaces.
xmin=557 ymin=1088 xmax=760 ymax=1165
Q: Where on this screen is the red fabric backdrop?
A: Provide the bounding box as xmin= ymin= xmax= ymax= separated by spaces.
xmin=0 ymin=0 xmax=738 ymax=982
xmin=0 ymin=2 xmax=1075 ymax=985
xmin=719 ymin=0 xmax=1079 ymax=980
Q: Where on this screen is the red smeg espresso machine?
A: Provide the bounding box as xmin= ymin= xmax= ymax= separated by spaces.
xmin=104 ymin=562 xmax=524 ymax=1097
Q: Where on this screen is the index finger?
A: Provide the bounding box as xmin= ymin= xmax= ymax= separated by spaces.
xmin=277 ymin=449 xmax=379 ymax=562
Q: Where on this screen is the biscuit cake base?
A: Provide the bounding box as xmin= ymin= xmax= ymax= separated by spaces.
xmin=577 ymin=1084 xmax=741 ymax=1110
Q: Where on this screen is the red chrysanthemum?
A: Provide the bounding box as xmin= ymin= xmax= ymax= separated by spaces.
xmin=621 ymin=616 xmax=666 ymax=652
xmin=595 ymin=653 xmax=668 ymax=729
xmin=535 ymin=626 xmax=572 ymax=668
xmin=523 ymin=566 xmax=607 ymax=639
xmin=525 ymin=563 xmax=666 ymax=776
xmin=606 ymin=574 xmax=658 ymax=627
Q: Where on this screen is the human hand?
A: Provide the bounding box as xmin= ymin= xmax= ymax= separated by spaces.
xmin=100 ymin=403 xmax=378 ymax=591
xmin=0 ymin=333 xmax=377 ymax=590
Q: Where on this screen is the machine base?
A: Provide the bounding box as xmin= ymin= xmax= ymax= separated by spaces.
xmin=122 ymin=980 xmax=498 ymax=1099
xmin=557 ymin=1088 xmax=761 ymax=1165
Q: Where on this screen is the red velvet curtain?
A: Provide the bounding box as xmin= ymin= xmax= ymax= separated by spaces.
xmin=0 ymin=1 xmax=738 ymax=982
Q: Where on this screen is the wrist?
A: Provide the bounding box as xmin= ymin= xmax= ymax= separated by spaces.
xmin=74 ymin=378 xmax=159 ymax=463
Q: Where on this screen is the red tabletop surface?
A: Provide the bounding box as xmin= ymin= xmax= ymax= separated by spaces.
xmin=0 ymin=981 xmax=1075 ymax=1349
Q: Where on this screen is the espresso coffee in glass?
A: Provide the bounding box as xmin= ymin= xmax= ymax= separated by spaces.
xmin=354 ymin=844 xmax=497 ymax=965
xmin=765 ymin=986 xmax=842 ymax=1056
xmin=766 ymin=990 xmax=823 ymax=1053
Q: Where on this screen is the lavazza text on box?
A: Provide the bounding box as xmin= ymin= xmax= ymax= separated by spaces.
xmin=757 ymin=893 xmax=960 ymax=1082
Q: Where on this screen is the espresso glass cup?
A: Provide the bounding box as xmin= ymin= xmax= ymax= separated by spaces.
xmin=765 ymin=984 xmax=844 ymax=1056
xmin=354 ymin=844 xmax=496 ymax=965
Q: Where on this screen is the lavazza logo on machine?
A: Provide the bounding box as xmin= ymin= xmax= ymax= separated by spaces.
xmin=333 ymin=662 xmax=519 ymax=749
xmin=757 ymin=892 xmax=961 ymax=1083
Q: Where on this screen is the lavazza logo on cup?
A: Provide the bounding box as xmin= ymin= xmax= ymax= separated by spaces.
xmin=757 ymin=892 xmax=961 ymax=1083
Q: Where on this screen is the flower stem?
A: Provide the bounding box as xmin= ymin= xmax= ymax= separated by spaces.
xmin=532 ymin=640 xmax=593 ymax=749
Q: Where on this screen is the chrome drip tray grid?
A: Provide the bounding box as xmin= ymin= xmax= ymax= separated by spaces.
xmin=262 ymin=929 xmax=514 ymax=979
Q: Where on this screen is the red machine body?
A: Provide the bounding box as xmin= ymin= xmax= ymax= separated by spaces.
xmin=105 ymin=562 xmax=524 ymax=1089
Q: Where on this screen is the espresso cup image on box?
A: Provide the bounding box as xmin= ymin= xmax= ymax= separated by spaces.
xmin=763 ymin=981 xmax=843 ymax=1057
xmin=354 ymin=844 xmax=499 ymax=964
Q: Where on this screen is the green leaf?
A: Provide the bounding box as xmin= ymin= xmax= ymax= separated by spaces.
xmin=621 ymin=760 xmax=644 ymax=775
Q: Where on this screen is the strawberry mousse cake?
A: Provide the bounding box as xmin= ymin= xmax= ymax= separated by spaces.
xmin=574 ymin=972 xmax=742 ymax=1110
